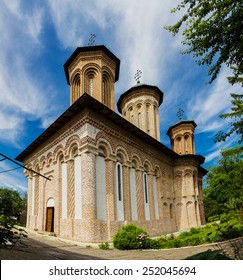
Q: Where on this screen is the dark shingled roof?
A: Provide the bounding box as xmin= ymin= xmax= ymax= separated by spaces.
xmin=166 ymin=120 xmax=197 ymax=136
xmin=15 ymin=93 xmax=207 ymax=175
xmin=16 ymin=93 xmax=175 ymax=162
xmin=64 ymin=45 xmax=120 ymax=85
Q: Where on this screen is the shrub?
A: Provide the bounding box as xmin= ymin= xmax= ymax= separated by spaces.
xmin=178 ymin=231 xmax=192 ymax=238
xmin=217 ymin=220 xmax=243 ymax=240
xmin=0 ymin=215 xmax=27 ymax=248
xmin=98 ymin=242 xmax=110 ymax=250
xmin=113 ymin=224 xmax=150 ymax=250
xmin=189 ymin=227 xmax=201 ymax=234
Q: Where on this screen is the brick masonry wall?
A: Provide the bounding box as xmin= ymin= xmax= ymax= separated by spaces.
xmin=23 ymin=106 xmax=205 ymax=242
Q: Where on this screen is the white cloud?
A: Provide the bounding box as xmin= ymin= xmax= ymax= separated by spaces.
xmin=46 ymin=0 xmax=181 ymax=89
xmin=188 ymin=66 xmax=241 ymax=134
xmin=0 ymin=1 xmax=58 ymax=147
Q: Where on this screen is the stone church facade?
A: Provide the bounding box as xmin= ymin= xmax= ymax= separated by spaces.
xmin=16 ymin=45 xmax=206 ymax=242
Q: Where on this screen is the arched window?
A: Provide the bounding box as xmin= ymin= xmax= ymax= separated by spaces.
xmin=85 ymin=69 xmax=96 ymax=96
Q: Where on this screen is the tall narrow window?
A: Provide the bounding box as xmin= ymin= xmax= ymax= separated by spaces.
xmin=143 ymin=172 xmax=150 ymax=220
xmin=146 ymin=104 xmax=150 ymax=133
xmin=144 ymin=173 xmax=148 ymax=203
xmin=138 ymin=112 xmax=141 ymax=128
xmin=185 ymin=135 xmax=189 ymax=154
xmin=117 ymin=163 xmax=122 ymax=201
xmin=89 ymin=77 xmax=93 ymax=96
xmin=115 ymin=162 xmax=124 ymax=221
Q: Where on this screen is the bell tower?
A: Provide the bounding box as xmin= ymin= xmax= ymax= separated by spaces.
xmin=166 ymin=120 xmax=197 ymax=155
xmin=64 ymin=45 xmax=120 ymax=110
xmin=117 ymin=83 xmax=163 ymax=141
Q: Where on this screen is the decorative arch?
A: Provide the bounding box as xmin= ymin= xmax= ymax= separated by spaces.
xmin=39 ymin=155 xmax=46 ymax=170
xmin=83 ymin=64 xmax=100 ymax=95
xmin=33 ymin=160 xmax=40 ymax=172
xmin=96 ymin=138 xmax=112 ymax=158
xmin=46 ymin=152 xmax=53 ymax=166
xmin=65 ymin=135 xmax=80 ymax=156
xmin=102 ymin=70 xmax=112 ymax=106
xmin=46 ymin=197 xmax=55 ymax=207
xmin=154 ymin=165 xmax=161 ymax=177
xmin=70 ymin=69 xmax=81 ymax=103
xmin=131 ymin=153 xmax=142 ymax=169
xmin=143 ymin=159 xmax=153 ymax=173
xmin=115 ymin=146 xmax=129 ymax=164
xmin=53 ymin=144 xmax=65 ymax=163
xmin=96 ymin=132 xmax=114 ymax=154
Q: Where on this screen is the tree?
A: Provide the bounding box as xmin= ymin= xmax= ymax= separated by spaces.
xmin=204 ymin=146 xmax=243 ymax=220
xmin=0 ymin=188 xmax=28 ymax=248
xmin=215 ymin=75 xmax=243 ymax=143
xmin=0 ymin=188 xmax=26 ymax=222
xmin=165 ymin=0 xmax=243 ymax=83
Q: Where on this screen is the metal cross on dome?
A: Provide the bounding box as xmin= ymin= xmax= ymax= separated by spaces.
xmin=88 ymin=33 xmax=96 ymax=46
xmin=134 ymin=69 xmax=142 ymax=84
xmin=177 ymin=108 xmax=184 ymax=120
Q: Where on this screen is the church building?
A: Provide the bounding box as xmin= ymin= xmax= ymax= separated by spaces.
xmin=16 ymin=45 xmax=207 ymax=242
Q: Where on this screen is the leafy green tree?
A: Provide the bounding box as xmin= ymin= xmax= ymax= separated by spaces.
xmin=0 ymin=188 xmax=28 ymax=248
xmin=165 ymin=0 xmax=243 ymax=83
xmin=0 ymin=188 xmax=25 ymax=222
xmin=204 ymin=146 xmax=243 ymax=220
xmin=215 ymin=76 xmax=243 ymax=143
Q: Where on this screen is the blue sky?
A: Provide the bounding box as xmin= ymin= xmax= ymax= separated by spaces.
xmin=0 ymin=0 xmax=241 ymax=193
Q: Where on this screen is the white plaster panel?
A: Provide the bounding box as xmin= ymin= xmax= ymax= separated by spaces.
xmin=130 ymin=168 xmax=138 ymax=221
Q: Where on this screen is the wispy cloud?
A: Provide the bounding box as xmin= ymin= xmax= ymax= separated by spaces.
xmin=0 ymin=1 xmax=59 ymax=147
xmin=188 ymin=66 xmax=241 ymax=134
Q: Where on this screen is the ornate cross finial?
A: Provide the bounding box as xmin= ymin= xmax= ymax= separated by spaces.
xmin=134 ymin=69 xmax=142 ymax=84
xmin=88 ymin=33 xmax=96 ymax=46
xmin=177 ymin=108 xmax=184 ymax=120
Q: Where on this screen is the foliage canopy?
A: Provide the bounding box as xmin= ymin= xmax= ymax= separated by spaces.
xmin=165 ymin=0 xmax=243 ymax=83
xmin=0 ymin=188 xmax=26 ymax=221
xmin=203 ymin=146 xmax=243 ymax=219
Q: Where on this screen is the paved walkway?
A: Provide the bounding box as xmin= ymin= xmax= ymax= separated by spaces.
xmin=0 ymin=229 xmax=216 ymax=260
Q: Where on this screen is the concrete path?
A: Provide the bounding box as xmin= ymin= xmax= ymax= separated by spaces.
xmin=0 ymin=229 xmax=217 ymax=260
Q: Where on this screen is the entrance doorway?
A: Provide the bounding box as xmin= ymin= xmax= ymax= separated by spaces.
xmin=46 ymin=207 xmax=54 ymax=232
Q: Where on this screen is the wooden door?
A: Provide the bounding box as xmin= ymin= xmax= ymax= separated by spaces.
xmin=46 ymin=207 xmax=54 ymax=232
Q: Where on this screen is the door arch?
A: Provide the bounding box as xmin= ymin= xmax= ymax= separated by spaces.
xmin=46 ymin=198 xmax=55 ymax=232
